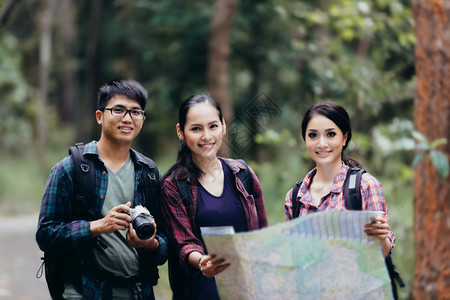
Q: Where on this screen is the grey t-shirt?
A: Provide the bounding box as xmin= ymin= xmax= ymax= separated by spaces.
xmin=64 ymin=156 xmax=141 ymax=298
xmin=93 ymin=156 xmax=139 ymax=277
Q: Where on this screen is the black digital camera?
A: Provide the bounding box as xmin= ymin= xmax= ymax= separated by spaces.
xmin=129 ymin=205 xmax=155 ymax=239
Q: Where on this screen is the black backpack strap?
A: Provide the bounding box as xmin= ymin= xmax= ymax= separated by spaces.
xmin=139 ymin=156 xmax=161 ymax=221
xmin=385 ymin=253 xmax=405 ymax=299
xmin=291 ymin=180 xmax=302 ymax=219
xmin=69 ymin=143 xmax=96 ymax=220
xmin=235 ymin=159 xmax=254 ymax=195
xmin=343 ymin=167 xmax=366 ymax=210
xmin=175 ymin=180 xmax=193 ymax=210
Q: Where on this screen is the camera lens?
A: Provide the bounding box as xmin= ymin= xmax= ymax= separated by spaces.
xmin=133 ymin=215 xmax=155 ymax=239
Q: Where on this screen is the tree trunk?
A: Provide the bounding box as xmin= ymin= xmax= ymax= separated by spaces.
xmin=56 ymin=0 xmax=77 ymax=124
xmin=82 ymin=0 xmax=102 ymax=141
xmin=207 ymin=0 xmax=239 ymax=154
xmin=0 ymin=0 xmax=17 ymax=24
xmin=412 ymin=0 xmax=450 ymax=299
xmin=36 ymin=0 xmax=58 ymax=171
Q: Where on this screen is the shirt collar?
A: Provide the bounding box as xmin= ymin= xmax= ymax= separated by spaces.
xmin=300 ymin=163 xmax=349 ymax=196
xmin=83 ymin=140 xmax=153 ymax=169
xmin=332 ymin=163 xmax=349 ymax=194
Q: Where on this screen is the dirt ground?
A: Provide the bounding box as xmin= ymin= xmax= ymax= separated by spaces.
xmin=0 ymin=215 xmax=49 ymax=299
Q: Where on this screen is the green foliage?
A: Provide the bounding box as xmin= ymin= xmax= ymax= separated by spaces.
xmin=369 ymin=118 xmax=416 ymax=180
xmin=0 ymin=30 xmax=33 ymax=154
xmin=251 ymin=129 xmax=308 ymax=225
xmin=412 ymin=131 xmax=449 ymax=178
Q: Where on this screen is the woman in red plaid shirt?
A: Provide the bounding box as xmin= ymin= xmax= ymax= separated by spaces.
xmin=160 ymin=94 xmax=268 ymax=299
xmin=284 ymin=102 xmax=394 ymax=258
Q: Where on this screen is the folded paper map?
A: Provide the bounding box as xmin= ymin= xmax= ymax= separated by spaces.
xmin=201 ymin=210 xmax=392 ymax=300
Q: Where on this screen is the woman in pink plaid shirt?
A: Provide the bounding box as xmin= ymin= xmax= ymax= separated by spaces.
xmin=284 ymin=101 xmax=394 ymax=257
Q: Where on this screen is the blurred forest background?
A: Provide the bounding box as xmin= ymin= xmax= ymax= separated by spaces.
xmin=0 ymin=0 xmax=448 ymax=299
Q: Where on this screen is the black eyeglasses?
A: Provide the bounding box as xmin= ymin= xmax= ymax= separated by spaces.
xmin=103 ymin=106 xmax=145 ymax=120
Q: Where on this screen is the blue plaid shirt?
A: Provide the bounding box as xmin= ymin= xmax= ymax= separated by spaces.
xmin=36 ymin=141 xmax=167 ymax=299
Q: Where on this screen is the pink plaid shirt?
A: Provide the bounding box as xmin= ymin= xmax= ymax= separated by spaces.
xmin=284 ymin=163 xmax=395 ymax=245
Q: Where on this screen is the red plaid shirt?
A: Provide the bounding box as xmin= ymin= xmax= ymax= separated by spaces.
xmin=284 ymin=163 xmax=395 ymax=245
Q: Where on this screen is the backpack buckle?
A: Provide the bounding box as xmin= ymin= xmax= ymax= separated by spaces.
xmin=80 ymin=163 xmax=90 ymax=173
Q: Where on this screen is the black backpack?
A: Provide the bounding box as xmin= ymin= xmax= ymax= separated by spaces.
xmin=38 ymin=142 xmax=160 ymax=299
xmin=291 ymin=167 xmax=405 ymax=299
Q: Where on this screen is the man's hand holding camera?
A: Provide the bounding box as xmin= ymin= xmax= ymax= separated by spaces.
xmin=90 ymin=202 xmax=132 ymax=236
xmin=126 ymin=220 xmax=159 ymax=251
xmin=90 ymin=202 xmax=159 ymax=251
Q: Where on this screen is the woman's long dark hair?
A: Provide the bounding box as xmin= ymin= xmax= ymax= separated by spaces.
xmin=162 ymin=94 xmax=224 ymax=183
xmin=301 ymin=102 xmax=362 ymax=168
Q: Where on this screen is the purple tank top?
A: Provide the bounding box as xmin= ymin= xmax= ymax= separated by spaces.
xmin=195 ymin=159 xmax=247 ymax=233
xmin=189 ymin=159 xmax=247 ymax=300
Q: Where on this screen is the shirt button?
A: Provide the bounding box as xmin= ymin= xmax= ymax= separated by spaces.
xmin=100 ymin=195 xmax=104 ymax=200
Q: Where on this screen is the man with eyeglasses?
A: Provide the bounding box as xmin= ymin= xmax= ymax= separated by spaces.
xmin=36 ymin=78 xmax=167 ymax=299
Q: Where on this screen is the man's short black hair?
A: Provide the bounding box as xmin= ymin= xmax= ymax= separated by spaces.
xmin=97 ymin=78 xmax=148 ymax=111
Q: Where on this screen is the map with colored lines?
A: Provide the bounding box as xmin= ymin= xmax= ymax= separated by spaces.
xmin=201 ymin=210 xmax=392 ymax=300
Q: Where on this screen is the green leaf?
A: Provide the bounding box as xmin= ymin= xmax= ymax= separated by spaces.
xmin=430 ymin=138 xmax=447 ymax=149
xmin=429 ymin=150 xmax=449 ymax=178
xmin=412 ymin=152 xmax=425 ymax=167
xmin=416 ymin=143 xmax=429 ymax=152
xmin=411 ymin=131 xmax=429 ymax=145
